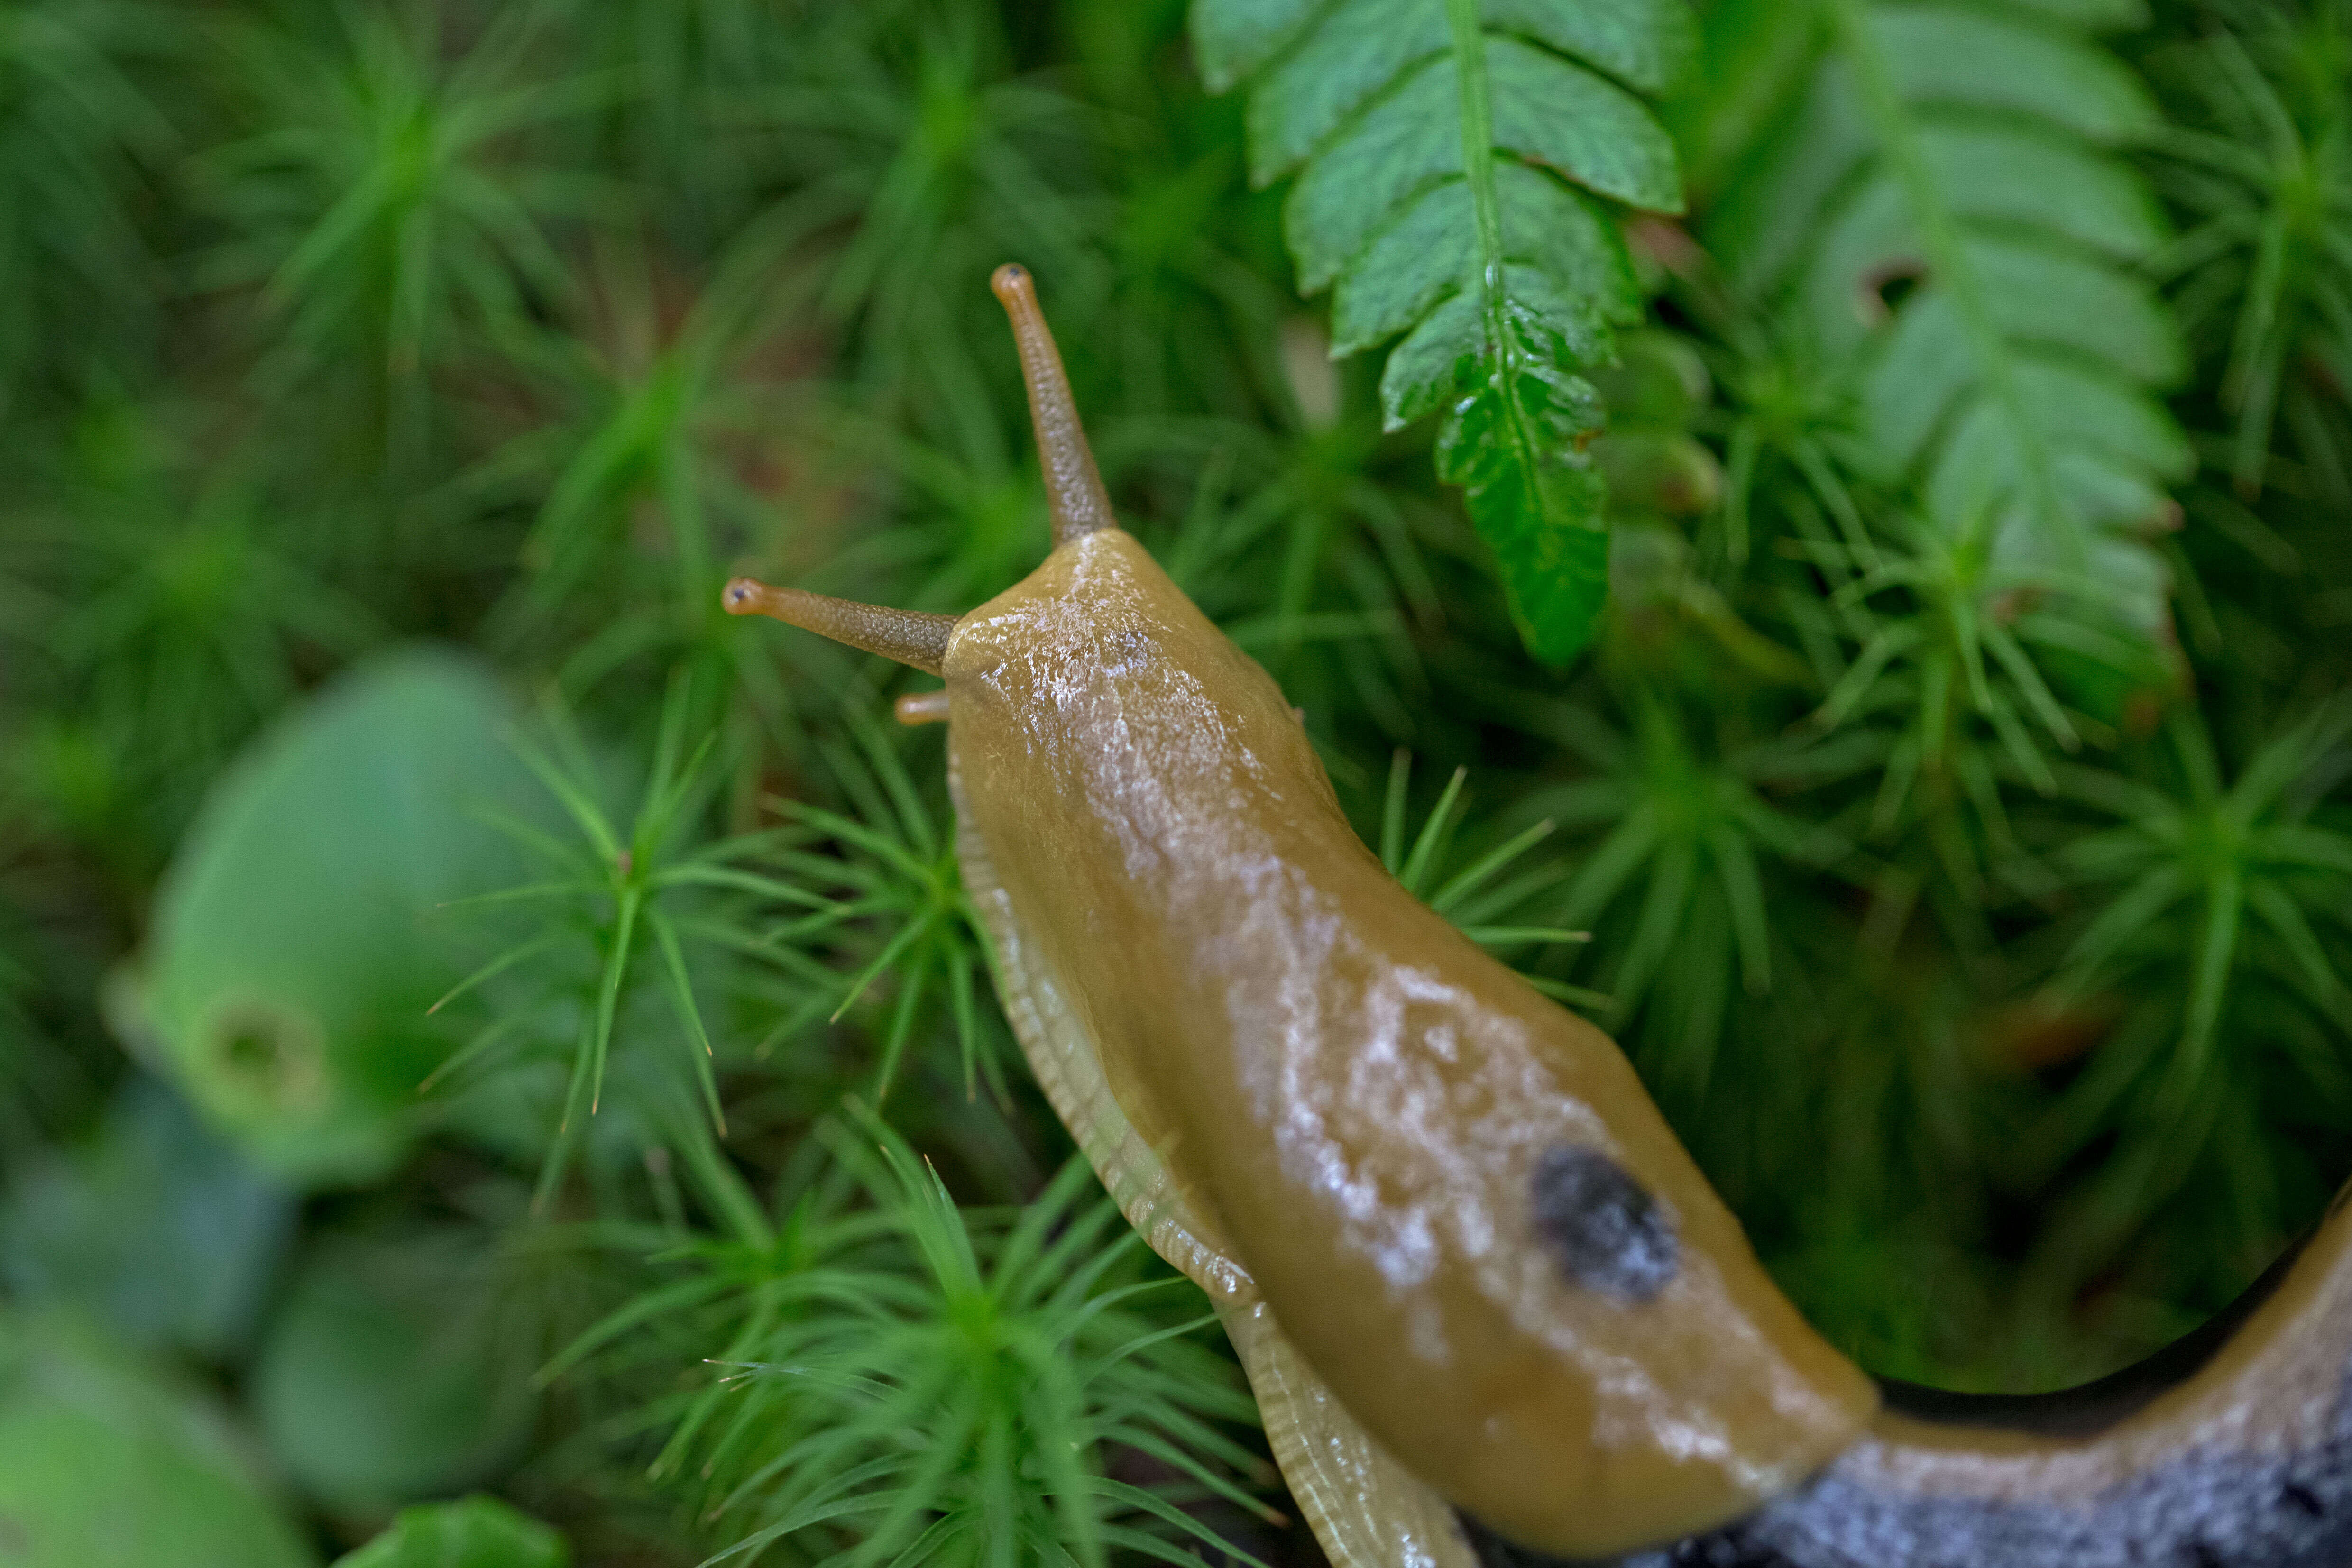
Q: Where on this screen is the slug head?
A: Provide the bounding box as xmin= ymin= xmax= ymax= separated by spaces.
xmin=720 ymin=263 xmax=1114 ymax=675
xmin=720 ymin=256 xmax=1341 ymax=1153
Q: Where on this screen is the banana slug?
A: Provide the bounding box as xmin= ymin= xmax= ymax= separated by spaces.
xmin=723 ymin=265 xmax=2352 ymax=1568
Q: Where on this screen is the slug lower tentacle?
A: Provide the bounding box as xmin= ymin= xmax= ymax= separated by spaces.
xmin=725 ymin=265 xmax=2352 ymax=1568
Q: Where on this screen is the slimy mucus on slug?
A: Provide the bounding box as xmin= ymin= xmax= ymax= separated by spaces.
xmin=724 ymin=264 xmax=2352 ymax=1568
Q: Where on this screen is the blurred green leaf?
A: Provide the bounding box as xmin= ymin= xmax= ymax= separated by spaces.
xmin=253 ymin=1229 xmax=538 ymax=1516
xmin=0 ymin=1075 xmax=291 ymax=1358
xmin=111 ymin=647 xmax=543 ymax=1184
xmin=0 ymin=1310 xmax=315 ymax=1568
xmin=333 ymin=1495 xmax=568 ymax=1568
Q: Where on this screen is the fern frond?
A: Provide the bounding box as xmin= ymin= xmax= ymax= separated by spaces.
xmin=1190 ymin=0 xmax=1692 ymax=662
xmin=1705 ymin=0 xmax=2190 ymax=642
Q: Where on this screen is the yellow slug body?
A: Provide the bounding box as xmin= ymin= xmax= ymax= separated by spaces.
xmin=940 ymin=525 xmax=1876 ymax=1556
xmin=726 ymin=263 xmax=2352 ymax=1568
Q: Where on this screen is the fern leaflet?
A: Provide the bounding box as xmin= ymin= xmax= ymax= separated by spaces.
xmin=1190 ymin=0 xmax=1693 ymax=662
xmin=1703 ymin=0 xmax=2190 ymax=661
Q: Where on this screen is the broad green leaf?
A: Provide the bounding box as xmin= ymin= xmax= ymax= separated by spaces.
xmin=111 ymin=648 xmax=546 ymax=1185
xmin=0 ymin=1311 xmax=316 ymax=1568
xmin=332 ymin=1496 xmax=569 ymax=1568
xmin=253 ymin=1231 xmax=537 ymax=1513
xmin=0 ymin=1078 xmax=292 ymax=1359
xmin=1191 ymin=0 xmax=1691 ymax=661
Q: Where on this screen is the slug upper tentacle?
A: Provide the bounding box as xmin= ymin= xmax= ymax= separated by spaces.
xmin=726 ymin=265 xmax=2352 ymax=1568
xmin=720 ymin=578 xmax=957 ymax=674
xmin=989 ymin=262 xmax=1114 ymax=549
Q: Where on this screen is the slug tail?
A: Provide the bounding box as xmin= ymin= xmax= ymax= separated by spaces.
xmin=991 ymin=263 xmax=1114 ymax=549
xmin=721 ymin=578 xmax=956 ymax=675
xmin=1463 ymin=1198 xmax=2352 ymax=1568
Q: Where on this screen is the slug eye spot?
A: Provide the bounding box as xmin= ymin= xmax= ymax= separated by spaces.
xmin=1529 ymin=1146 xmax=1678 ymax=1303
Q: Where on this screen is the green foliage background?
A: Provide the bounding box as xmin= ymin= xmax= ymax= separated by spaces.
xmin=0 ymin=0 xmax=2348 ymax=1561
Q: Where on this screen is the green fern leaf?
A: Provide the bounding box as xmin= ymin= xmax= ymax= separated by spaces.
xmin=1188 ymin=0 xmax=1693 ymax=662
xmin=1704 ymin=0 xmax=2187 ymax=640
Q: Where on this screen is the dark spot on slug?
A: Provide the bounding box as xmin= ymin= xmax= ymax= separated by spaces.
xmin=2285 ymin=1483 xmax=2326 ymax=1517
xmin=1529 ymin=1145 xmax=1677 ymax=1303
